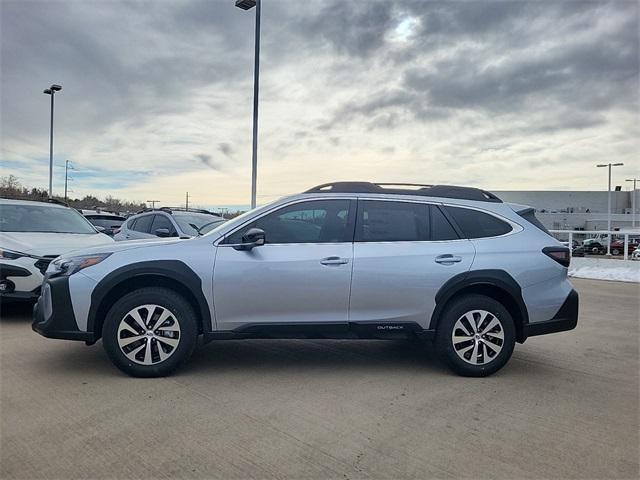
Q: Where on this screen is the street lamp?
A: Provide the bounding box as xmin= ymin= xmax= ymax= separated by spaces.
xmin=596 ymin=162 xmax=624 ymax=255
xmin=626 ymin=178 xmax=638 ymax=228
xmin=236 ymin=0 xmax=260 ymax=209
xmin=43 ymin=84 xmax=62 ymax=199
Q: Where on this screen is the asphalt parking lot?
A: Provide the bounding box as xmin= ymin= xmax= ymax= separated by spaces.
xmin=1 ymin=278 xmax=638 ymax=479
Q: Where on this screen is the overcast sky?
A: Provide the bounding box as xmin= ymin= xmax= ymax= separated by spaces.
xmin=1 ymin=0 xmax=638 ymax=208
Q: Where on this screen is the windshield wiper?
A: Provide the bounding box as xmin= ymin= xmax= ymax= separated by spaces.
xmin=195 ymin=221 xmax=222 ymax=236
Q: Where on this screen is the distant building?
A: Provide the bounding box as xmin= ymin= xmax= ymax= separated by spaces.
xmin=495 ymin=190 xmax=639 ymax=231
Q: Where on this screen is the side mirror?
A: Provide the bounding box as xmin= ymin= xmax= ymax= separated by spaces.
xmin=233 ymin=228 xmax=266 ymax=251
xmin=154 ymin=228 xmax=172 ymax=238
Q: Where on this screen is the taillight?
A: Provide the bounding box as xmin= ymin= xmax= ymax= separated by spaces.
xmin=543 ymin=247 xmax=570 ymax=267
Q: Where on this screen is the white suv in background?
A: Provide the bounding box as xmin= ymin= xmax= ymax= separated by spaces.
xmin=114 ymin=208 xmax=225 ymax=241
xmin=0 ymin=198 xmax=114 ymax=302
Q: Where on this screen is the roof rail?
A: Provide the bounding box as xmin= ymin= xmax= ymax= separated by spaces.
xmin=304 ymin=182 xmax=502 ymax=203
xmin=163 ymin=207 xmax=221 ymax=215
xmin=134 ymin=207 xmax=222 ymax=216
xmin=46 ymin=198 xmax=69 ymax=207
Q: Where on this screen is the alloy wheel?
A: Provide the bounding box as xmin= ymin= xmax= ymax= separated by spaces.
xmin=451 ymin=309 xmax=504 ymax=365
xmin=117 ymin=304 xmax=181 ymax=365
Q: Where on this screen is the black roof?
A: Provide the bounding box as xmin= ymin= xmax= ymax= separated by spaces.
xmin=304 ymin=182 xmax=502 ymax=203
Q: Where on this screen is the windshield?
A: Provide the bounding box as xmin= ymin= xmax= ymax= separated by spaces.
xmin=173 ymin=212 xmax=224 ymax=236
xmin=0 ymin=204 xmax=98 ymax=234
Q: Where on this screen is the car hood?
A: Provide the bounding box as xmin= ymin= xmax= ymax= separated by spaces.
xmin=0 ymin=232 xmax=115 ymax=256
xmin=54 ymin=236 xmax=189 ymax=258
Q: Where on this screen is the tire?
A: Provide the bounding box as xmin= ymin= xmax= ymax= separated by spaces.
xmin=612 ymin=248 xmax=620 ymax=256
xmin=102 ymin=287 xmax=198 ymax=377
xmin=435 ymin=294 xmax=516 ymax=377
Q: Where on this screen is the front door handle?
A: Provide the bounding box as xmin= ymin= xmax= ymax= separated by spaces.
xmin=320 ymin=256 xmax=349 ymax=266
xmin=435 ymin=254 xmax=463 ymax=264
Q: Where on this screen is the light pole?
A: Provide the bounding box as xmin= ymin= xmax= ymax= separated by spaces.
xmin=596 ymin=163 xmax=624 ymax=255
xmin=236 ymin=0 xmax=260 ymax=209
xmin=43 ymin=84 xmax=62 ymax=198
xmin=626 ymin=178 xmax=638 ymax=228
xmin=147 ymin=200 xmax=161 ymax=209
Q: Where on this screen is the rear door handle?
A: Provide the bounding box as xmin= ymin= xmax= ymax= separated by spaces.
xmin=435 ymin=254 xmax=462 ymax=264
xmin=320 ymin=256 xmax=349 ymax=266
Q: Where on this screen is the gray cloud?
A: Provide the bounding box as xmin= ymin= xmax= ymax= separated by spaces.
xmin=218 ymin=142 xmax=234 ymax=158
xmin=317 ymin=0 xmax=638 ymax=136
xmin=195 ymin=153 xmax=220 ymax=171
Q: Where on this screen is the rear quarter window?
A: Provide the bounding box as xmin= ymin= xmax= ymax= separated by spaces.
xmin=517 ymin=209 xmax=551 ymax=235
xmin=445 ymin=206 xmax=512 ymax=239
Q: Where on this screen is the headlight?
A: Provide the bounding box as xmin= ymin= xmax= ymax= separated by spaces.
xmin=50 ymin=253 xmax=112 ymax=276
xmin=0 ymin=249 xmax=28 ymax=260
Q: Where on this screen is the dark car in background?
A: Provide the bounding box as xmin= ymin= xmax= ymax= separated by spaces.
xmin=81 ymin=210 xmax=126 ymax=236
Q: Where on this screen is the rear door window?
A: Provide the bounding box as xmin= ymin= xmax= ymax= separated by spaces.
xmin=356 ymin=201 xmax=428 ymax=242
xmin=444 ymin=206 xmax=512 ymax=239
xmin=131 ymin=214 xmax=153 ymax=233
xmin=151 ymin=214 xmax=176 ymax=235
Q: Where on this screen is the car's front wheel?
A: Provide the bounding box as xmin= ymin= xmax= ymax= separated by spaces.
xmin=102 ymin=287 xmax=198 ymax=377
xmin=435 ymin=294 xmax=516 ymax=377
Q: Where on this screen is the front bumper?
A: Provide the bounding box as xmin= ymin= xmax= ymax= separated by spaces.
xmin=1 ymin=258 xmax=47 ymax=301
xmin=523 ymin=289 xmax=579 ymax=338
xmin=32 ymin=276 xmax=95 ymax=342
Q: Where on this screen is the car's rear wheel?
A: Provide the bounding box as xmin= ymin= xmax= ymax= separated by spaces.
xmin=102 ymin=287 xmax=198 ymax=377
xmin=435 ymin=294 xmax=515 ymax=377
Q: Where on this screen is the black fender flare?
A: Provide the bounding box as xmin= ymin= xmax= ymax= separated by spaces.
xmin=429 ymin=269 xmax=529 ymax=332
xmin=87 ymin=260 xmax=212 ymax=334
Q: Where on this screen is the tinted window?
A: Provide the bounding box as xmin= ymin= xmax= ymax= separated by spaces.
xmin=356 ymin=201 xmax=428 ymax=242
xmin=430 ymin=206 xmax=459 ymax=241
xmin=173 ymin=212 xmax=224 ymax=236
xmin=131 ymin=214 xmax=153 ymax=233
xmin=226 ymin=200 xmax=351 ymax=244
xmin=0 ymin=204 xmax=98 ymax=234
xmin=445 ymin=206 xmax=512 ymax=238
xmin=85 ymin=216 xmax=124 ymax=229
xmin=151 ymin=214 xmax=176 ymax=235
xmin=517 ymin=209 xmax=551 ymax=235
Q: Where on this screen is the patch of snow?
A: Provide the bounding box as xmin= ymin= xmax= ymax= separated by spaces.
xmin=569 ymin=257 xmax=640 ymax=283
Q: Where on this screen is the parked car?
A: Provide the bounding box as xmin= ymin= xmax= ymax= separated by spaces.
xmin=81 ymin=210 xmax=126 ymax=236
xmin=571 ymin=244 xmax=585 ymax=257
xmin=609 ymin=240 xmax=639 ymax=256
xmin=582 ymin=238 xmax=605 ymax=254
xmin=0 ymin=198 xmax=114 ymax=303
xmin=113 ymin=208 xmax=225 ymax=241
xmin=33 ymin=182 xmax=578 ymax=378
xmin=631 ymin=249 xmax=640 ymax=261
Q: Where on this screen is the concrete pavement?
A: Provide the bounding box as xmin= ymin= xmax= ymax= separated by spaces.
xmin=1 ymin=278 xmax=638 ymax=479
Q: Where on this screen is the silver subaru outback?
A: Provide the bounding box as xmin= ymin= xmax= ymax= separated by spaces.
xmin=33 ymin=182 xmax=578 ymax=377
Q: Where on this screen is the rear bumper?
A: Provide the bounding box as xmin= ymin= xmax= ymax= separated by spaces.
xmin=524 ymin=289 xmax=578 ymax=338
xmin=32 ymin=276 xmax=95 ymax=342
